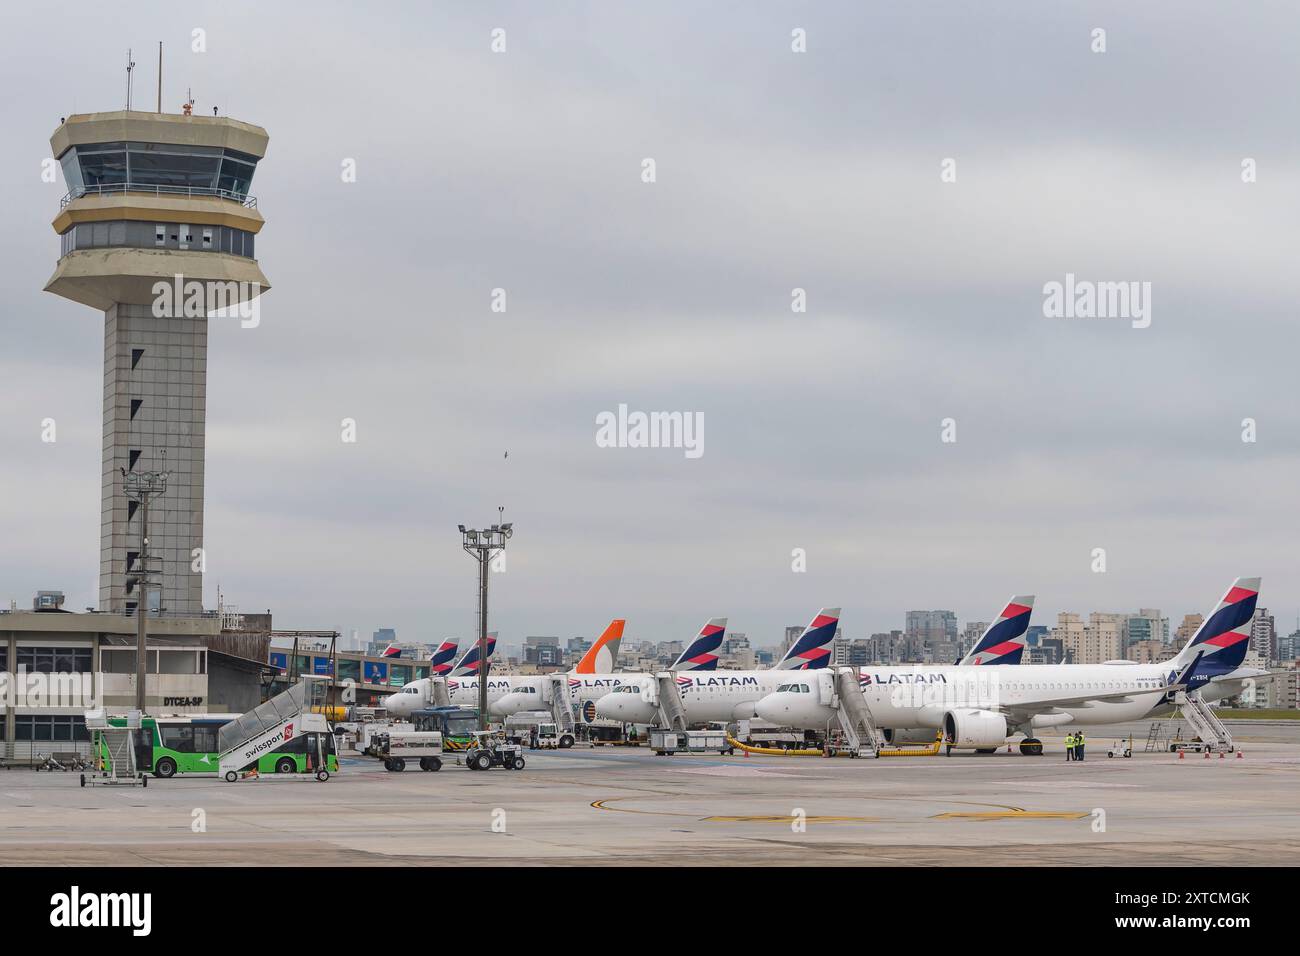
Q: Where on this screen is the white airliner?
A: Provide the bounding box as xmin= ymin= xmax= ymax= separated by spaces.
xmin=595 ymin=600 xmax=1033 ymax=725
xmin=387 ymin=608 xmax=846 ymax=726
xmin=383 ymin=619 xmax=625 ymax=719
xmin=753 ymin=578 xmax=1265 ymax=753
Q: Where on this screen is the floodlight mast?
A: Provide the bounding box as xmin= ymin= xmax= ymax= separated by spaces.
xmin=460 ymin=516 xmax=513 ymax=730
xmin=122 ymin=459 xmax=171 ymax=713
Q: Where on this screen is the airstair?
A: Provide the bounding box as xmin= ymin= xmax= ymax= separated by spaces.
xmin=82 ymin=709 xmax=145 ymax=786
xmin=1174 ymin=690 xmax=1234 ymax=753
xmin=831 ymin=668 xmax=882 ymax=757
xmin=217 ymin=678 xmax=329 ymax=777
xmin=654 ymin=673 xmax=688 ymax=731
xmin=545 ymin=674 xmax=576 ymax=734
xmin=428 ymin=676 xmax=451 ymax=708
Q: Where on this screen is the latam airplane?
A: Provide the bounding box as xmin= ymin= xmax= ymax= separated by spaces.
xmin=753 ymin=578 xmax=1264 ymax=754
xmin=383 ymin=620 xmax=624 ymax=719
xmin=595 ymin=599 xmax=1032 ymax=725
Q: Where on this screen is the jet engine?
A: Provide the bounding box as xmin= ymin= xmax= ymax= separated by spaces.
xmin=942 ymin=709 xmax=1008 ymax=749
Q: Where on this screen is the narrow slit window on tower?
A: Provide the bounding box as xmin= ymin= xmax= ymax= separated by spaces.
xmin=128 ymin=449 xmax=141 ymax=471
xmin=127 ymin=501 xmax=139 ymax=522
xmin=131 ymin=348 xmax=144 ymax=370
xmin=126 ymin=551 xmax=138 ymax=571
xmin=130 ymin=399 xmax=143 ymax=420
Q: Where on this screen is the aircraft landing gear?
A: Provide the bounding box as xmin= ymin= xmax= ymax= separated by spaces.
xmin=1019 ymin=738 xmax=1043 ymax=756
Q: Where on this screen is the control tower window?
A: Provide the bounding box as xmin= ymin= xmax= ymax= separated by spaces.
xmin=128 ymin=142 xmax=222 ymax=191
xmin=74 ymin=142 xmax=128 ymax=187
xmin=217 ymin=150 xmax=258 ymax=197
xmin=59 ymin=142 xmax=259 ymax=199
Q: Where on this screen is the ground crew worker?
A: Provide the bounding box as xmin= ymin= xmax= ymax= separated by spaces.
xmin=1076 ymin=731 xmax=1086 ymax=761
xmin=1065 ymin=732 xmax=1075 ymax=760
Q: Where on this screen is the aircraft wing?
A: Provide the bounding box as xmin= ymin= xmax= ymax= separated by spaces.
xmin=991 ymin=684 xmax=1181 ymax=723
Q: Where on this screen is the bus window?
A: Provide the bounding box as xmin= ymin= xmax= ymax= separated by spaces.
xmin=192 ymin=725 xmax=220 ymax=753
xmin=160 ymin=725 xmax=194 ymax=753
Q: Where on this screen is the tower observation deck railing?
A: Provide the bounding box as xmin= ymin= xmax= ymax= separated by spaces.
xmin=60 ymin=183 xmax=257 ymax=209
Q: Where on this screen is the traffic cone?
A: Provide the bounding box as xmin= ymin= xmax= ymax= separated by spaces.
xmin=1237 ymin=750 xmax=1243 ymax=759
xmin=1178 ymin=749 xmax=1184 ymax=760
xmin=1204 ymin=750 xmax=1210 ymax=759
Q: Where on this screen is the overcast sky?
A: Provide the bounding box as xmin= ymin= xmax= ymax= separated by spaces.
xmin=1 ymin=1 xmax=1297 ymax=650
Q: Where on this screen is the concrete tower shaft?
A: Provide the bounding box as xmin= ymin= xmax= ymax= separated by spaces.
xmin=44 ymin=111 xmax=270 ymax=615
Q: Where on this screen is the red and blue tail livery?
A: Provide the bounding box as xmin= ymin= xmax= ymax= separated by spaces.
xmin=1172 ymin=577 xmax=1259 ymax=682
xmin=450 ymin=631 xmax=497 ymax=677
xmin=776 ymin=608 xmax=840 ymax=670
xmin=959 ymin=595 xmax=1035 ymax=665
xmin=381 ymin=644 xmax=402 ymax=658
xmin=671 ymin=618 xmax=728 ymax=670
xmin=429 ymin=640 xmax=459 ymax=676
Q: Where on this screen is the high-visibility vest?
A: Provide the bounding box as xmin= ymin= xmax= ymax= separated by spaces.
xmin=1066 ymin=735 xmax=1075 ymax=747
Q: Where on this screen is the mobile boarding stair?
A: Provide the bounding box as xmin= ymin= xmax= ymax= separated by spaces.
xmin=81 ymin=708 xmax=147 ymax=787
xmin=829 ymin=667 xmax=883 ymax=758
xmin=216 ymin=678 xmax=333 ymax=781
xmin=640 ymin=673 xmax=734 ymax=755
xmin=1173 ymin=690 xmax=1234 ymax=753
xmin=654 ymin=673 xmax=689 ymax=732
xmin=544 ymin=674 xmax=577 ymax=738
xmin=428 ymin=676 xmax=451 ymax=708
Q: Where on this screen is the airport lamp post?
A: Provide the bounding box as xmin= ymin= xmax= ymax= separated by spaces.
xmin=460 ymin=518 xmax=513 ymax=730
xmin=122 ymin=463 xmax=170 ymax=714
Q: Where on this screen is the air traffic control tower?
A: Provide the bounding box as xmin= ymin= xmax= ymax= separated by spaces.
xmin=45 ymin=111 xmax=270 ymax=615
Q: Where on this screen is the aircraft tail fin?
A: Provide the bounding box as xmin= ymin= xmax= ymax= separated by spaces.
xmin=450 ymin=631 xmax=497 ymax=677
xmin=776 ymin=608 xmax=840 ymax=670
xmin=429 ymin=640 xmax=459 ymax=676
xmin=1170 ymin=577 xmax=1259 ymax=679
xmin=960 ymin=595 xmax=1035 ymax=665
xmin=671 ymin=618 xmax=728 ymax=670
xmin=574 ymin=619 xmax=625 ymax=674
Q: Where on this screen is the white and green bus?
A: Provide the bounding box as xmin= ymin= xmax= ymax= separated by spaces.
xmin=103 ymin=713 xmax=339 ymax=778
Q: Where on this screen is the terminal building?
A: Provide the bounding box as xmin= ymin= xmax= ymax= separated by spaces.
xmin=266 ymin=639 xmax=434 ymax=707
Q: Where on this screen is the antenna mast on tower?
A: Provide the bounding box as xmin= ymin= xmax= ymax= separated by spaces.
xmin=125 ymin=49 xmax=136 ymax=110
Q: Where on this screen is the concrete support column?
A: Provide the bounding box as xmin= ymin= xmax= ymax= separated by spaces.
xmin=4 ymin=632 xmax=15 ymax=760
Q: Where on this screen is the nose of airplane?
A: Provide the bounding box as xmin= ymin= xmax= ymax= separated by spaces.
xmin=753 ymin=692 xmax=792 ymax=725
xmin=594 ymin=692 xmax=656 ymax=724
xmin=754 ymin=691 xmax=834 ymax=729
